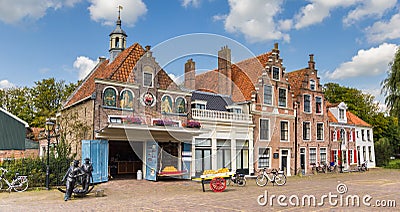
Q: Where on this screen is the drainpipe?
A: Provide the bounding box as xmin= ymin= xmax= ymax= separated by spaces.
xmin=294 ymin=102 xmax=298 ymax=175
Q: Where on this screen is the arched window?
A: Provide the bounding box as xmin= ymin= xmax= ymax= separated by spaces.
xmin=103 ymin=87 xmax=117 ymax=107
xmin=120 ymin=90 xmax=134 ymax=109
xmin=161 ymin=95 xmax=173 ymax=113
xmin=176 ymin=97 xmax=186 ymax=113
xmin=115 ymin=37 xmax=120 ymax=48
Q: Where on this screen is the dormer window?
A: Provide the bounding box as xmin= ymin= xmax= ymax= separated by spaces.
xmin=272 ymin=67 xmax=280 ymax=80
xmin=310 ymin=80 xmax=315 ymax=90
xmin=192 ymin=100 xmax=206 ymax=110
xmin=226 ymin=105 xmax=242 ymax=113
xmin=339 ymin=109 xmax=345 ymax=120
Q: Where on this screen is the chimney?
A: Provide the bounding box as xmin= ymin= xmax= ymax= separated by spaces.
xmin=145 ymin=45 xmax=152 ymax=57
xmin=184 ymin=59 xmax=196 ymax=90
xmin=218 ymin=46 xmax=232 ymax=96
xmin=308 ymin=54 xmax=315 ymax=70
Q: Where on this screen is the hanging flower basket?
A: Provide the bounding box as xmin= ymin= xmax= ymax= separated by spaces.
xmin=186 ymin=120 xmax=201 ymax=128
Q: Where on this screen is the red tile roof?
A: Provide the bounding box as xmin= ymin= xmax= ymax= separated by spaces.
xmin=64 ymin=43 xmax=178 ymax=107
xmin=346 ymin=111 xmax=371 ymax=127
xmin=327 ymin=109 xmax=371 ymax=127
xmin=286 ymin=68 xmax=308 ymax=98
xmin=195 ymin=52 xmax=271 ymax=102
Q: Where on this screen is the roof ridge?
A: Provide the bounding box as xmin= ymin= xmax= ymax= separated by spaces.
xmin=109 ymin=43 xmax=144 ymax=80
xmin=63 ymin=59 xmax=109 ymax=107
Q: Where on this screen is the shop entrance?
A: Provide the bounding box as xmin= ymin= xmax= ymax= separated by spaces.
xmin=109 ymin=141 xmax=143 ymax=178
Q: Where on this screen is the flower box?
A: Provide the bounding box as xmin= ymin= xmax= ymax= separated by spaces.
xmin=153 ymin=119 xmax=176 ymax=126
xmin=122 ymin=116 xmax=142 ymax=125
xmin=186 ymin=120 xmax=201 ymax=128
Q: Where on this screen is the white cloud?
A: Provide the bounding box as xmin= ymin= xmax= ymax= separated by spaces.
xmin=181 ymin=0 xmax=201 ymax=8
xmin=294 ymin=0 xmax=359 ymax=29
xmin=325 ymin=43 xmax=398 ymax=79
xmin=365 ymin=14 xmax=400 ymax=43
xmin=343 ymin=0 xmax=397 ymax=26
xmin=0 ymin=0 xmax=82 ymax=24
xmin=0 ymin=80 xmax=15 ymax=89
xmin=73 ymin=56 xmax=98 ymax=80
xmin=168 ymin=73 xmax=184 ymax=85
xmin=216 ymin=0 xmax=289 ymax=43
xmin=88 ymin=0 xmax=147 ymax=27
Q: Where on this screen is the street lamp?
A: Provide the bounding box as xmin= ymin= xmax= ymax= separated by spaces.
xmin=339 ymin=129 xmax=344 ymax=173
xmin=45 ymin=120 xmax=55 ymax=190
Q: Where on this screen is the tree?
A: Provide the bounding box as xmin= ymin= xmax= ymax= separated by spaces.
xmin=30 ymin=78 xmax=79 ymax=127
xmin=323 ymin=82 xmax=379 ymax=123
xmin=382 ymin=47 xmax=400 ymax=125
xmin=0 ymin=87 xmax=34 ymax=124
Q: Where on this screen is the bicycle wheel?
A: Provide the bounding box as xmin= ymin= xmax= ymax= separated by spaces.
xmin=256 ymin=174 xmax=268 ymax=187
xmin=13 ymin=178 xmax=28 ymax=192
xmin=237 ymin=178 xmax=246 ymax=187
xmin=275 ymin=174 xmax=286 ymax=186
xmin=0 ymin=180 xmax=3 ymax=190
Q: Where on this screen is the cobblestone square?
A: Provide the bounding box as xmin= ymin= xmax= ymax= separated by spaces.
xmin=1 ymin=168 xmax=399 ymax=211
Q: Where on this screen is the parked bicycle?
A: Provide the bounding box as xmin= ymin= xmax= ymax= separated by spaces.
xmin=327 ymin=162 xmax=336 ymax=172
xmin=0 ymin=167 xmax=29 ymax=192
xmin=313 ymin=162 xmax=326 ymax=173
xmin=256 ymin=168 xmax=286 ymax=186
xmin=226 ymin=170 xmax=246 ymax=187
xmin=358 ymin=160 xmax=368 ymax=172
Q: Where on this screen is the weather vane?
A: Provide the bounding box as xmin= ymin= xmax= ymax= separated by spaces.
xmin=118 ymin=5 xmax=123 ymax=18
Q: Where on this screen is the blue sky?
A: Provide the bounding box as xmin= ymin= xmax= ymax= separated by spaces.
xmin=0 ymin=0 xmax=399 ymax=110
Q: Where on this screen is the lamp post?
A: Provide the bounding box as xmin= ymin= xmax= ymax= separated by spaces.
xmin=339 ymin=129 xmax=344 ymax=173
xmin=45 ymin=120 xmax=55 ymax=190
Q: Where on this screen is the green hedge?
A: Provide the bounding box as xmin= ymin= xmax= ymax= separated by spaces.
xmin=0 ymin=137 xmax=76 ymax=189
xmin=385 ymin=159 xmax=400 ymax=169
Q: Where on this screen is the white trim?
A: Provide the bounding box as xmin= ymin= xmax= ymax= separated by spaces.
xmin=263 ymin=84 xmax=273 ymax=106
xmin=303 ymin=94 xmax=312 ymax=114
xmin=280 ymin=120 xmax=290 ymax=142
xmin=102 ymin=86 xmax=118 ymax=96
xmin=319 ymin=147 xmax=327 ymax=164
xmin=94 ymin=78 xmax=139 ymax=89
xmin=302 ymin=121 xmax=311 ymax=141
xmin=257 ymin=147 xmax=272 ymax=168
xmin=158 ymin=89 xmax=191 ymax=96
xmin=315 ymin=96 xmax=323 ymax=115
xmin=272 ymin=66 xmax=280 ymax=81
xmin=0 ymin=107 xmax=29 ymax=127
xmin=143 ymin=66 xmax=154 ymax=88
xmin=259 ymin=118 xmax=270 ymax=141
xmin=316 ymin=122 xmax=324 ymax=141
xmin=278 ymin=87 xmax=287 ymax=108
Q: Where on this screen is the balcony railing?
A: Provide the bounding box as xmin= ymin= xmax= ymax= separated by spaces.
xmin=191 ymin=108 xmax=252 ymax=123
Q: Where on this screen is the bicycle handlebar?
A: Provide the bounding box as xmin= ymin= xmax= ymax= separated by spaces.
xmin=0 ymin=167 xmax=7 ymax=172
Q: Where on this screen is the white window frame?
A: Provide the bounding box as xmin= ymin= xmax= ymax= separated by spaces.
xmin=259 ymin=118 xmax=270 ymax=141
xmin=309 ymin=148 xmax=317 ymax=165
xmin=278 ymin=87 xmax=287 ymax=108
xmin=315 ymin=96 xmax=323 ymax=114
xmin=303 ymin=121 xmax=311 ymax=141
xmin=258 ymin=147 xmax=271 ymax=168
xmin=280 ymin=120 xmax=289 ymax=142
xmin=272 ymin=66 xmax=280 ymax=81
xmin=304 ymin=94 xmax=311 ymax=113
xmin=316 ymin=122 xmax=324 ymax=141
xmin=320 ymin=148 xmax=327 ymax=164
xmin=310 ymin=79 xmax=316 ymax=91
xmin=263 ymin=85 xmax=273 ymax=105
